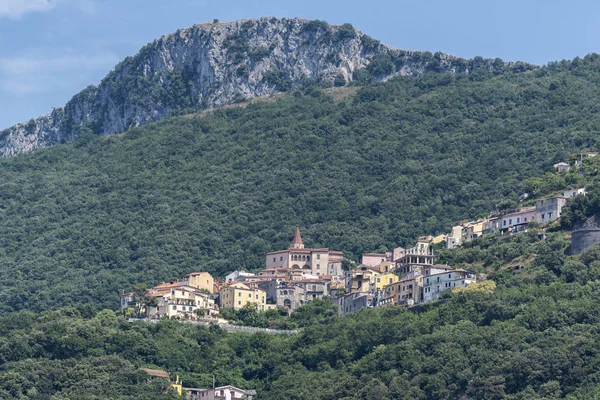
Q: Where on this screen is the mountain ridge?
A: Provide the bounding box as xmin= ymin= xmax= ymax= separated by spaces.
xmin=0 ymin=17 xmax=535 ymax=157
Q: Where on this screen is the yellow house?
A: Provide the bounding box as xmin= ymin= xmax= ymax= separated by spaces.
xmin=347 ymin=267 xmax=380 ymax=292
xmin=220 ymin=282 xmax=271 ymax=311
xmin=432 ymin=234 xmax=447 ymax=245
xmin=185 ymin=271 xmax=214 ymax=293
xmin=374 ymin=272 xmax=399 ymax=291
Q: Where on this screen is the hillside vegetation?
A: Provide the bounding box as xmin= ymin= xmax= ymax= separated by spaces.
xmin=1 ymin=55 xmax=600 ymax=313
xmin=3 ymin=232 xmax=600 ymax=399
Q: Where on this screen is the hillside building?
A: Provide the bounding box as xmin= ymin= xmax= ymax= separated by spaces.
xmin=265 ymin=228 xmax=343 ymax=277
xmin=536 ymin=196 xmax=567 ymax=225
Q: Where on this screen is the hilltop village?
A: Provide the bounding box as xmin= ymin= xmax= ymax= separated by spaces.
xmin=122 ymin=180 xmax=586 ymax=322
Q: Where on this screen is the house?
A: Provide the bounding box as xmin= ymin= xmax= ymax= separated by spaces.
xmin=483 ymin=217 xmax=501 ymax=235
xmin=563 ymin=188 xmax=586 ymax=199
xmin=345 ymin=266 xmax=380 ymax=292
xmin=369 ymin=261 xmax=396 ymax=273
xmin=536 ymin=196 xmax=567 ymax=225
xmin=260 ymin=280 xmax=308 ymax=310
xmin=225 ymin=271 xmax=256 ymax=283
xmin=461 ymin=220 xmax=485 ymax=242
xmin=446 ymin=236 xmax=461 ymax=249
xmin=395 ymin=240 xmax=434 ymax=275
xmin=185 ymin=272 xmax=214 ymax=293
xmin=294 ymin=279 xmax=328 ymax=300
xmin=587 ymin=152 xmax=598 ymax=157
xmin=184 ymin=386 xmax=256 ymax=400
xmin=265 ymin=228 xmax=344 ymax=277
xmin=432 ymin=234 xmax=447 ymax=244
xmin=554 ymin=162 xmax=571 ymax=173
xmin=147 ymin=285 xmax=218 ymax=319
xmin=500 ymin=206 xmax=536 ymax=232
xmin=445 ymin=225 xmax=464 ymax=249
xmin=361 ymin=252 xmax=391 ymax=267
xmin=382 ymin=276 xmax=422 ymax=306
xmin=337 ymin=292 xmax=374 ymax=315
xmin=372 ymin=272 xmax=399 ymax=291
xmin=422 ymin=269 xmax=476 ymax=303
xmin=141 ymin=368 xmax=182 ymax=396
xmin=219 ymin=282 xmax=272 ymax=311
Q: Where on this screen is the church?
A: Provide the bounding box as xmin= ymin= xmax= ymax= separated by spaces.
xmin=265 ymin=228 xmax=344 ymax=277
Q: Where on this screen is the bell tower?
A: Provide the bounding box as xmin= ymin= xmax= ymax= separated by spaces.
xmin=289 ymin=227 xmax=305 ymax=249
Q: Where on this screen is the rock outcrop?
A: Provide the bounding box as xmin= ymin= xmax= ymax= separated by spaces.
xmin=0 ymin=17 xmax=535 ymax=157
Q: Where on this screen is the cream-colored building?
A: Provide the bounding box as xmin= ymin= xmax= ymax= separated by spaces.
xmin=147 ymin=284 xmax=217 ymax=319
xmin=219 ymin=282 xmax=273 ymax=311
xmin=265 ymin=228 xmax=344 ymax=277
xmin=186 ymin=272 xmax=214 ymax=293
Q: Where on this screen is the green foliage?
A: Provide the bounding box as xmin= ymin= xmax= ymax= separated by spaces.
xmin=262 ymin=69 xmax=292 ymax=91
xmin=336 ymin=23 xmax=357 ymax=41
xmin=1 ymin=236 xmax=600 ymax=398
xmin=3 ymin=56 xmax=600 ymax=316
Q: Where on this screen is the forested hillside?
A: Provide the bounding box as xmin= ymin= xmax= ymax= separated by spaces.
xmin=1 ymin=55 xmax=600 ymax=313
xmin=3 ymin=231 xmax=600 ymax=399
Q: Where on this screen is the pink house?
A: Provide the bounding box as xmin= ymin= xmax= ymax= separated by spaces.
xmin=500 ymin=206 xmax=536 ymax=231
xmin=361 ymin=253 xmax=391 ymax=267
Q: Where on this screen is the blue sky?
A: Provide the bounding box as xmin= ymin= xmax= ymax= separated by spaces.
xmin=1 ymin=0 xmax=599 ymax=129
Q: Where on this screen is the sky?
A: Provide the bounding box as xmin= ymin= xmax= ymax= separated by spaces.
xmin=1 ymin=0 xmax=599 ymax=129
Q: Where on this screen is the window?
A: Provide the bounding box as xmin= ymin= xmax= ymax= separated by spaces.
xmin=509 ymin=219 xmax=512 ymax=225
xmin=517 ymin=217 xmax=520 ymax=223
xmin=377 ymin=278 xmax=381 ymax=283
xmin=280 ymin=256 xmax=283 ymax=261
xmin=238 ymin=301 xmax=241 ymax=305
xmin=249 ymin=293 xmax=251 ymax=298
xmin=317 ymin=254 xmax=320 ymax=260
xmin=189 ymin=307 xmax=193 ymax=311
xmin=524 ymin=217 xmax=527 ymax=222
xmin=449 ymin=274 xmax=451 ymax=278
xmin=273 ymin=257 xmax=275 ymax=262
xmin=503 ymin=220 xmax=507 ymax=226
xmin=317 ymin=264 xmax=320 ymax=269
xmin=173 ymin=306 xmax=177 ymax=310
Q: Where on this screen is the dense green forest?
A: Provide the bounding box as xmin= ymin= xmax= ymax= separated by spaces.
xmin=2 ymin=55 xmax=600 ymax=314
xmin=3 ymin=231 xmax=600 ymax=399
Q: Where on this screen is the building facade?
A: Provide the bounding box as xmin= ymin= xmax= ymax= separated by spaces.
xmin=535 ymin=196 xmax=567 ymax=225
xmin=265 ymin=228 xmax=344 ymax=277
xmin=219 ymin=282 xmax=271 ymax=311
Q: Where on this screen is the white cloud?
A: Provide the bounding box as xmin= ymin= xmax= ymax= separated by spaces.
xmin=0 ymin=0 xmax=57 ymax=19
xmin=0 ymin=51 xmax=119 ymax=95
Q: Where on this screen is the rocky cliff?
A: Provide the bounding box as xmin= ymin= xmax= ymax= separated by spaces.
xmin=0 ymin=17 xmax=534 ymax=157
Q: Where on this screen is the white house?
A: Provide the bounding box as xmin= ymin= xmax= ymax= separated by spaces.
xmin=563 ymin=188 xmax=586 ymax=199
xmin=422 ymin=269 xmax=476 ymax=303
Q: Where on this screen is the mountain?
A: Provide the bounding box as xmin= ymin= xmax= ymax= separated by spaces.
xmin=0 ymin=17 xmax=533 ymax=157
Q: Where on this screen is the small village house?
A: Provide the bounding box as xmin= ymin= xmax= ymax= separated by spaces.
xmin=536 ymin=195 xmax=567 ymax=224
xmin=219 ymin=282 xmax=272 ymax=311
xmin=563 ymin=188 xmax=586 ymax=199
xmin=554 ymin=162 xmax=571 ymax=173
xmin=186 ymin=272 xmax=214 ymax=293
xmin=422 ymin=269 xmax=476 ymax=303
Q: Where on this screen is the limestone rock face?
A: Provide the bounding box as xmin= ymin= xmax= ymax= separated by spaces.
xmin=0 ymin=17 xmax=534 ymax=157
